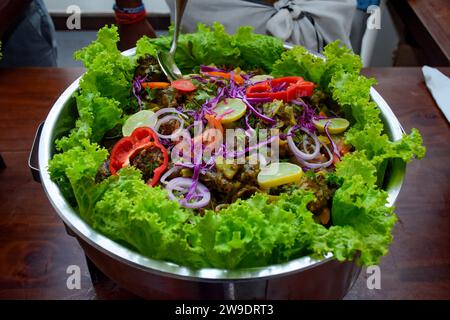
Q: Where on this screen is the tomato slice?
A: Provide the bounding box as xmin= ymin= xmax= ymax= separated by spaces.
xmin=171 ymin=79 xmax=197 ymax=92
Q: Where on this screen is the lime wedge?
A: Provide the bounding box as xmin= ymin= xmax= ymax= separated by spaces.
xmin=122 ymin=110 xmax=157 ymax=136
xmin=249 ymin=74 xmax=273 ymax=83
xmin=213 ymin=98 xmax=247 ymax=124
xmin=313 ymin=118 xmax=350 ymax=134
xmin=257 ymin=162 xmax=303 ymax=189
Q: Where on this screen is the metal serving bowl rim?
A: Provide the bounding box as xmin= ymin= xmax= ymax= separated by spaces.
xmin=38 ymin=47 xmax=405 ymax=281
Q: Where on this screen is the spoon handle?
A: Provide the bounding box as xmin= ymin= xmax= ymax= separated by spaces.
xmin=169 ymin=0 xmax=188 ymax=56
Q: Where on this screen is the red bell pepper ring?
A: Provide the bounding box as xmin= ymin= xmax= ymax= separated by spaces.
xmin=246 ymin=76 xmax=315 ymax=102
xmin=109 ymin=127 xmax=169 ymax=187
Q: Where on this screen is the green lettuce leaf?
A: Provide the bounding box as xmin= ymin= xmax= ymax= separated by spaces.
xmin=271 ymin=41 xmax=362 ymax=88
xmin=233 ymin=26 xmax=285 ymax=72
xmin=75 ymin=25 xmax=135 ymax=108
xmin=335 ymin=152 xmax=377 ymax=185
xmin=271 ymin=46 xmax=326 ymax=83
xmin=55 ymin=25 xmax=136 ymax=152
xmin=321 ymin=41 xmax=362 ymax=87
xmin=56 ymin=92 xmax=122 ymax=151
xmin=330 ymin=70 xmax=426 ymax=164
xmin=197 ymin=191 xmax=318 ymax=269
xmin=317 ymin=152 xmax=395 ymax=265
xmin=48 ymin=140 xmax=108 ymax=221
xmin=330 ymin=176 xmax=397 ymax=265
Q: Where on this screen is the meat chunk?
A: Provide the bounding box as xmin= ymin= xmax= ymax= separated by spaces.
xmin=95 ymin=145 xmax=165 ymax=184
xmin=231 ymin=186 xmax=260 ymax=203
xmin=298 ymin=173 xmax=335 ymax=213
xmin=130 ymin=146 xmax=164 ymax=182
xmin=95 ymin=159 xmax=111 ymax=183
xmin=135 ymin=55 xmax=165 ymax=82
xmin=238 ymin=163 xmax=260 ymax=184
xmin=199 ymin=162 xmax=260 ymax=203
xmin=158 ymin=119 xmax=180 ymax=136
xmin=200 ymin=170 xmax=241 ymax=195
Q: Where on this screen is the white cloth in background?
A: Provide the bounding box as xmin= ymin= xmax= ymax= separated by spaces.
xmin=165 ymin=0 xmax=356 ymax=53
xmin=423 ymin=66 xmax=450 ymax=124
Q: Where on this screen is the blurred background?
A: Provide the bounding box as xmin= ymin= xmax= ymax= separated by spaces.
xmin=41 ymin=0 xmax=449 ymax=68
xmin=45 ymin=0 xmax=170 ymax=67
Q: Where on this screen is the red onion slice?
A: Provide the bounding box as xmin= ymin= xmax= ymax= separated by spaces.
xmin=160 ymin=166 xmax=181 ymax=185
xmin=287 ymin=126 xmax=320 ymax=161
xmin=324 ymin=121 xmax=341 ymax=160
xmin=151 ymin=107 xmax=188 ymax=120
xmin=296 ymin=143 xmax=334 ymax=169
xmin=166 ymin=177 xmax=211 ymax=209
xmin=148 ymin=107 xmax=188 ymax=140
xmin=154 ymin=115 xmax=185 ymax=140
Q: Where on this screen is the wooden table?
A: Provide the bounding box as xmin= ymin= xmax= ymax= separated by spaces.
xmin=389 ymin=0 xmax=450 ymax=66
xmin=0 ymin=67 xmax=449 ymax=300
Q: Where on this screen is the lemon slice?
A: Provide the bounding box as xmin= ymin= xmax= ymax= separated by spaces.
xmin=213 ymin=98 xmax=247 ymax=124
xmin=318 ymin=135 xmax=331 ymax=145
xmin=122 ymin=110 xmax=157 ymax=136
xmin=313 ymin=118 xmax=350 ymax=134
xmin=257 ymin=162 xmax=303 ymax=189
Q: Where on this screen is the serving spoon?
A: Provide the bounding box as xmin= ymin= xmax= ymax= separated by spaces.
xmin=157 ymin=0 xmax=188 ymax=81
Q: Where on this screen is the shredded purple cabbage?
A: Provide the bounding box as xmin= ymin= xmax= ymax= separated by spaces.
xmin=240 ymin=72 xmax=252 ymax=81
xmin=132 ymin=75 xmax=147 ymax=111
xmin=292 ymin=99 xmax=317 ymax=133
xmin=191 ymin=75 xmax=208 ymax=84
xmin=200 ymin=65 xmax=227 ymax=73
xmin=271 ymin=81 xmax=288 ymax=92
xmin=242 ymin=98 xmax=276 ymax=124
xmin=159 ymin=137 xmax=174 ymax=148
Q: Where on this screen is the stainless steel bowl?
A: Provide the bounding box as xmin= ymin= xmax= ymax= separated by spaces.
xmin=34 ymin=48 xmax=405 ymax=299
